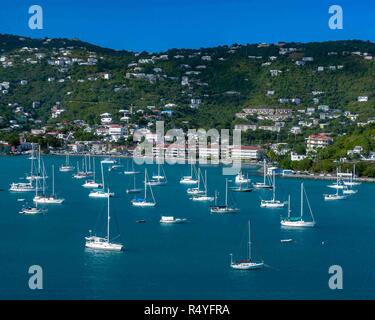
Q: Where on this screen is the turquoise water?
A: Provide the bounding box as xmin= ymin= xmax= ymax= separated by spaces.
xmin=0 ymin=155 xmax=375 ymax=300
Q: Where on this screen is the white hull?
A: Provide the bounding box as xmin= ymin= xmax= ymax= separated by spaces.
xmin=82 ymin=181 xmax=103 ymax=188
xmin=280 ymin=220 xmax=315 ymax=227
xmin=131 ymin=200 xmax=156 ymax=207
xmin=85 ymin=241 xmax=123 ymax=251
xmin=210 ymin=206 xmax=239 ymax=214
xmin=34 ymin=196 xmax=64 ymax=204
xmin=59 ymin=166 xmax=74 ymax=172
xmin=260 ymin=200 xmax=285 ymax=208
xmin=324 ymin=194 xmax=347 ymax=201
xmin=19 ymin=207 xmax=43 ymax=215
xmin=160 ymin=217 xmax=186 ymax=224
xmin=180 ymin=178 xmax=198 ymax=185
xmin=327 ymin=184 xmax=345 ymax=189
xmin=343 ymin=189 xmax=358 ymax=195
xmin=89 ymin=191 xmax=114 ymax=198
xmin=344 ymin=181 xmax=361 ymax=186
xmin=124 ymin=171 xmax=140 ymax=175
xmin=231 ymin=261 xmax=264 ymax=270
xmin=9 ymin=184 xmax=36 ymax=192
xmin=191 ymin=196 xmax=214 ymax=202
xmin=187 ymin=188 xmax=205 ymax=195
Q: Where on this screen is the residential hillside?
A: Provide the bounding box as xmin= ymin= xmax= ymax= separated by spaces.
xmin=0 ymin=34 xmax=375 ymax=175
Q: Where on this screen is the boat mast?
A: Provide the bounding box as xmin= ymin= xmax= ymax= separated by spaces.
xmin=93 ymin=157 xmax=96 ymax=180
xmin=101 ymin=162 xmax=105 ymax=190
xmin=38 ymin=145 xmax=41 ymax=177
xmin=226 ymin=178 xmax=229 ymax=206
xmin=144 ymin=169 xmax=147 ymax=198
xmin=263 ymin=159 xmax=266 ymax=185
xmin=52 ymin=165 xmax=55 ymax=196
xmin=248 ymin=220 xmax=252 ymax=261
xmin=300 ymin=183 xmax=304 ymax=219
xmin=204 ymin=170 xmax=208 ymax=195
xmin=107 ymin=189 xmax=110 ymax=243
xmin=272 ymin=170 xmax=276 ymax=201
xmin=288 ymin=195 xmax=291 ymax=218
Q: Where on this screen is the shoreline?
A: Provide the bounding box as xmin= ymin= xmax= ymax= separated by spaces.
xmin=2 ymin=152 xmax=375 ymax=183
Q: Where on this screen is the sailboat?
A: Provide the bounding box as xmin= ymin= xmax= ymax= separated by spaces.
xmin=73 ymin=155 xmax=93 ymax=179
xmin=19 ymin=183 xmax=45 ymax=215
xmin=180 ymin=163 xmax=198 ymax=185
xmin=26 ymin=145 xmax=45 ymax=181
xmin=210 ymin=179 xmax=240 ymax=213
xmin=342 ymin=184 xmax=358 ymax=195
xmin=281 ymin=184 xmax=316 ymax=227
xmin=85 ymin=189 xmax=123 ymax=251
xmin=344 ymin=164 xmax=361 ymax=186
xmin=59 ymin=154 xmax=75 ymax=172
xmin=89 ymin=162 xmax=114 ymax=198
xmin=131 ymin=169 xmax=156 ymax=207
xmin=82 ymin=158 xmax=103 ymax=188
xmin=324 ymin=173 xmax=347 ymax=200
xmin=101 ymin=157 xmax=117 ymax=164
xmin=124 ymin=160 xmax=140 ymax=175
xmin=126 ymin=174 xmax=142 ymax=194
xmin=253 ymin=159 xmax=273 ymax=189
xmin=27 ymin=144 xmax=37 ymax=160
xmin=187 ymin=168 xmax=205 ymax=195
xmin=190 ymin=170 xmax=214 ymax=202
xmin=34 ymin=165 xmax=65 ymax=204
xmin=146 ymin=162 xmax=167 ymax=186
xmin=230 ymin=220 xmax=264 ymax=270
xmin=235 ymin=171 xmax=251 ymax=184
xmin=260 ymin=171 xmax=285 ymax=208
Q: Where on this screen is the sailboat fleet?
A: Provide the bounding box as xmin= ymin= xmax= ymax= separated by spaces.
xmin=10 ymin=148 xmax=366 ymax=269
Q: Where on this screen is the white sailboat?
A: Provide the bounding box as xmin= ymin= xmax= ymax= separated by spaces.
xmin=230 ymin=220 xmax=264 ymax=270
xmin=59 ymin=154 xmax=75 ymax=172
xmin=89 ymin=162 xmax=114 ymax=198
xmin=131 ymin=169 xmax=156 ymax=207
xmin=180 ymin=163 xmax=198 ymax=185
xmin=123 ymin=160 xmax=140 ymax=175
xmin=101 ymin=157 xmax=117 ymax=164
xmin=160 ymin=216 xmax=187 ymax=224
xmin=324 ymin=173 xmax=347 ymax=200
xmin=210 ymin=179 xmax=240 ymax=213
xmin=187 ymin=168 xmax=205 ymax=195
xmin=26 ymin=145 xmax=45 ymax=181
xmin=260 ymin=171 xmax=285 ymax=208
xmin=344 ymin=164 xmax=361 ymax=186
xmin=253 ymin=159 xmax=273 ymax=189
xmin=126 ymin=173 xmax=142 ymax=194
xmin=235 ymin=171 xmax=251 ymax=184
xmin=34 ymin=165 xmax=64 ymax=204
xmin=281 ymin=184 xmax=316 ymax=227
xmin=82 ymin=158 xmax=103 ymax=188
xmin=146 ymin=162 xmax=167 ymax=186
xmin=191 ymin=170 xmax=214 ymax=202
xmin=73 ymin=155 xmax=93 ymax=179
xmin=85 ymin=190 xmax=123 ymax=251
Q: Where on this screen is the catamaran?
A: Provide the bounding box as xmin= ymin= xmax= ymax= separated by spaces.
xmin=281 ymin=184 xmax=316 ymax=227
xmin=160 ymin=216 xmax=187 ymax=224
xmin=235 ymin=171 xmax=251 ymax=184
xmin=230 ymin=220 xmax=264 ymax=270
xmin=260 ymin=171 xmax=285 ymax=208
xmin=85 ymin=190 xmax=123 ymax=251
xmin=34 ymin=165 xmax=64 ymax=204
xmin=180 ymin=163 xmax=198 ymax=185
xmin=210 ymin=179 xmax=239 ymax=213
xmin=191 ymin=170 xmax=214 ymax=202
xmin=253 ymin=159 xmax=273 ymax=189
xmin=89 ymin=162 xmax=114 ymax=198
xmin=131 ymin=169 xmax=156 ymax=207
xmin=82 ymin=158 xmax=103 ymax=188
xmin=60 ymin=154 xmax=75 ymax=172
